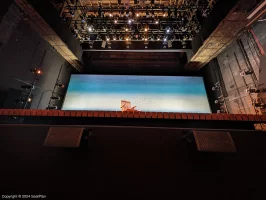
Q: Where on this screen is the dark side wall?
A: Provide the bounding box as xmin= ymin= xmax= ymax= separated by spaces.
xmin=0 ymin=125 xmax=266 ymax=199
xmin=28 ymin=0 xmax=83 ymax=61
xmin=0 ymin=0 xmax=13 ymax=22
xmin=200 ymin=60 xmax=226 ymax=113
xmin=0 ymin=4 xmax=73 ymax=109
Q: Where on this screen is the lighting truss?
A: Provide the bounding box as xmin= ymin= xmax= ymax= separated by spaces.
xmin=54 ymin=0 xmax=217 ymax=48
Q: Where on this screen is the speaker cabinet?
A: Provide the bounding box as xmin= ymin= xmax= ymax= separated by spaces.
xmin=193 ymin=130 xmax=236 ymax=153
xmin=44 ymin=127 xmax=86 ymax=147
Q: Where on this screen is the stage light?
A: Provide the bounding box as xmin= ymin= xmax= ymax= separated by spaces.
xmin=88 ymin=26 xmax=92 ymax=32
xmin=98 ymin=4 xmax=103 ymax=17
xmin=46 ymin=106 xmax=58 ymax=110
xmin=101 ymin=40 xmax=107 ymax=48
xmin=240 ymin=69 xmax=254 ymax=76
xmin=144 ymin=38 xmax=148 ymax=41
xmin=168 ymin=40 xmax=172 ymax=48
xmin=51 ymin=96 xmax=60 ymax=100
xmin=146 ymin=12 xmax=149 ymax=17
xmin=89 ymin=42 xmax=94 ymax=49
xmin=182 ymin=41 xmax=187 ymax=48
xmin=157 ymin=38 xmax=160 ymax=41
xmin=109 ymin=13 xmax=112 ymax=17
xmin=212 ymin=84 xmax=220 ymax=91
xmin=155 ymin=20 xmax=159 ymax=24
xmin=74 ymin=22 xmax=78 ymax=29
xmin=128 ymin=19 xmax=132 ymax=24
xmin=30 ymin=68 xmax=42 ymax=75
xmin=125 ymin=28 xmax=128 ymax=31
xmin=163 ymin=13 xmax=166 ymax=17
xmin=144 ymin=41 xmax=149 ymax=49
xmin=144 ymin=28 xmax=148 ymax=32
xmin=106 ymin=37 xmax=110 ymax=41
xmin=21 ymin=85 xmax=34 ymax=90
xmin=15 ymin=99 xmax=25 ymax=105
xmin=163 ymin=38 xmax=167 ymax=42
xmin=136 ymin=13 xmax=139 ymax=17
xmin=166 ymin=28 xmax=170 ymax=33
xmin=55 ymin=83 xmax=65 ymax=88
xmin=126 ymin=38 xmax=129 ymax=41
xmin=114 ymin=19 xmax=118 ymax=23
xmin=80 ymin=15 xmax=86 ymax=23
xmin=27 ymin=97 xmax=32 ymax=102
xmin=70 ymin=9 xmax=75 ymax=18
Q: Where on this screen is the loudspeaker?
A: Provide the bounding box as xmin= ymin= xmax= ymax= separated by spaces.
xmin=44 ymin=127 xmax=92 ymax=148
xmin=184 ymin=130 xmax=236 ymax=153
xmin=168 ymin=40 xmax=172 ymax=48
xmin=101 ymin=41 xmax=107 ymax=48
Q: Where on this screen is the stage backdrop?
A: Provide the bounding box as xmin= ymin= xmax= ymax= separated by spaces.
xmin=62 ymin=75 xmax=211 ymax=113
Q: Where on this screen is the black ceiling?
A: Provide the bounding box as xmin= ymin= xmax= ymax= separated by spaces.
xmin=82 ymin=51 xmax=188 ymax=75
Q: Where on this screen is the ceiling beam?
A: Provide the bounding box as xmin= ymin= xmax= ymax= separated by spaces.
xmin=15 ymin=0 xmax=84 ymax=72
xmin=83 ymin=49 xmax=191 ymax=52
xmin=186 ymin=0 xmax=265 ymax=71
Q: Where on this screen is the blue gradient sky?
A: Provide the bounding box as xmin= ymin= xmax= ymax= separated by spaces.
xmin=62 ymin=75 xmax=211 ymax=113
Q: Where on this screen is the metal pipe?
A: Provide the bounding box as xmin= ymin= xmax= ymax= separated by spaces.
xmin=237 ymin=38 xmax=258 ymax=82
xmin=249 ymin=29 xmax=265 ymax=56
xmin=47 ymin=64 xmax=65 ymax=109
xmin=213 ymin=58 xmax=228 ymax=97
xmin=212 ymin=60 xmax=229 ymax=113
xmin=247 ymin=0 xmax=266 ymax=19
xmin=64 ymin=5 xmax=188 ymax=12
xmin=24 ymin=50 xmax=47 ymax=109
xmin=227 ymin=94 xmax=251 ymax=102
xmin=234 ymin=52 xmax=255 ymax=114
xmin=60 ymin=0 xmax=67 ymax=17
xmin=246 ymin=32 xmax=260 ymax=66
xmin=66 ymin=0 xmax=77 ymax=6
xmin=227 ymin=60 xmax=248 ymax=114
xmin=247 ymin=30 xmax=261 ymax=57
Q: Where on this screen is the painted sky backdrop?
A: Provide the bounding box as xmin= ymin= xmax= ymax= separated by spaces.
xmin=62 ymin=75 xmax=211 ymax=113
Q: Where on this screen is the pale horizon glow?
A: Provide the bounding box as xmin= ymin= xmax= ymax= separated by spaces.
xmin=62 ymin=75 xmax=211 ymax=113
